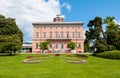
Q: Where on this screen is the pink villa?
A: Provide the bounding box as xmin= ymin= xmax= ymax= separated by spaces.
xmin=32 ymin=15 xmax=84 ymax=53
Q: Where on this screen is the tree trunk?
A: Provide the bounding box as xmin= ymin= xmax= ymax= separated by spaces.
xmin=102 ymin=30 xmax=107 ymax=40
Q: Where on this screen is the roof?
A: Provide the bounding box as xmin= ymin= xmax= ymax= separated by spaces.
xmin=32 ymin=22 xmax=84 ymax=25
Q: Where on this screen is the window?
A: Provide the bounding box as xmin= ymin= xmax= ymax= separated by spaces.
xmin=61 ymin=31 xmax=63 ymax=38
xmin=56 ymin=43 xmax=58 ymax=49
xmin=61 ymin=43 xmax=64 ymax=49
xmin=55 ymin=32 xmax=58 ymax=38
xmin=72 ymin=26 xmax=74 ymax=29
xmin=78 ymin=32 xmax=80 ymax=38
xmin=50 ymin=26 xmax=52 ymax=29
xmin=66 ymin=31 xmax=69 ymax=38
xmin=44 ymin=26 xmax=46 ymax=29
xmin=36 ymin=43 xmax=39 ymax=49
xmin=37 ymin=27 xmax=39 ymax=29
xmin=49 ymin=32 xmax=52 ymax=38
xmin=67 ymin=26 xmax=69 ymax=29
xmin=61 ymin=26 xmax=63 ymax=29
xmin=72 ymin=32 xmax=74 ymax=38
xmin=50 ymin=43 xmax=52 ymax=49
xmin=78 ymin=43 xmax=81 ymax=48
xmin=56 ymin=26 xmax=58 ymax=29
xmin=36 ymin=32 xmax=39 ymax=38
xmin=43 ymin=32 xmax=46 ymax=38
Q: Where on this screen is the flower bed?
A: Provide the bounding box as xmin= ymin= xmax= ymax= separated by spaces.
xmin=61 ymin=56 xmax=87 ymax=64
xmin=55 ymin=54 xmax=60 ymax=56
xmin=67 ymin=59 xmax=86 ymax=64
xmin=23 ymin=59 xmax=42 ymax=64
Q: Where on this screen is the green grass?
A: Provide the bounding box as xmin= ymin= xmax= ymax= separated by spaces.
xmin=0 ymin=54 xmax=120 ymax=78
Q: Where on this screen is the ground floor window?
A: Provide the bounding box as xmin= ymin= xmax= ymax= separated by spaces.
xmin=55 ymin=43 xmax=58 ymax=49
xmin=61 ymin=43 xmax=64 ymax=49
xmin=78 ymin=43 xmax=81 ymax=48
xmin=50 ymin=43 xmax=52 ymax=49
xmin=36 ymin=43 xmax=39 ymax=49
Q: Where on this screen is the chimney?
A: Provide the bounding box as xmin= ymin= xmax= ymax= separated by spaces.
xmin=53 ymin=14 xmax=64 ymax=22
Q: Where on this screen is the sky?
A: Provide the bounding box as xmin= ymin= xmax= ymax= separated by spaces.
xmin=0 ymin=0 xmax=120 ymax=42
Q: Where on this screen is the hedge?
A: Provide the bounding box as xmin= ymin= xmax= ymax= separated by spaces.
xmin=96 ymin=51 xmax=120 ymax=60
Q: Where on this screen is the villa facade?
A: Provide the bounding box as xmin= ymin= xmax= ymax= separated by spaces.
xmin=32 ymin=15 xmax=84 ymax=53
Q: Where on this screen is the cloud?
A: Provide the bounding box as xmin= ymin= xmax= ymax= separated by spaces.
xmin=0 ymin=0 xmax=62 ymax=42
xmin=114 ymin=20 xmax=120 ymax=25
xmin=61 ymin=2 xmax=71 ymax=12
xmin=0 ymin=0 xmax=71 ymax=42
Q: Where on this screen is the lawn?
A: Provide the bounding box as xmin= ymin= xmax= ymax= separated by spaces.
xmin=0 ymin=54 xmax=120 ymax=78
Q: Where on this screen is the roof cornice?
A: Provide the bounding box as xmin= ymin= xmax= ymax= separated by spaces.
xmin=32 ymin=22 xmax=84 ymax=25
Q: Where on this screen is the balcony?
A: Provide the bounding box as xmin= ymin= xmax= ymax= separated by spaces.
xmin=46 ymin=36 xmax=72 ymax=40
xmin=32 ymin=36 xmax=84 ymax=40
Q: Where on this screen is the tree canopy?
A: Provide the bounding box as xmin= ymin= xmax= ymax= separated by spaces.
xmin=39 ymin=41 xmax=50 ymax=54
xmin=0 ymin=15 xmax=23 ymax=55
xmin=67 ymin=41 xmax=76 ymax=50
xmin=85 ymin=16 xmax=120 ymax=53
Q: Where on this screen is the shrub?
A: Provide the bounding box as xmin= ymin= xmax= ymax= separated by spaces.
xmin=55 ymin=54 xmax=60 ymax=56
xmin=96 ymin=51 xmax=120 ymax=60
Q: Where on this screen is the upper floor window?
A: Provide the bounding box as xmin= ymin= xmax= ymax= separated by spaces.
xmin=37 ymin=27 xmax=39 ymax=29
xmin=56 ymin=26 xmax=58 ymax=29
xmin=72 ymin=32 xmax=75 ymax=38
xmin=78 ymin=32 xmax=80 ymax=38
xmin=49 ymin=31 xmax=52 ymax=38
xmin=72 ymin=26 xmax=74 ymax=29
xmin=61 ymin=31 xmax=64 ymax=38
xmin=50 ymin=26 xmax=52 ymax=29
xmin=61 ymin=26 xmax=63 ymax=29
xmin=44 ymin=26 xmax=46 ymax=29
xmin=66 ymin=31 xmax=69 ymax=38
xmin=67 ymin=26 xmax=69 ymax=29
xmin=55 ymin=32 xmax=58 ymax=38
xmin=43 ymin=32 xmax=46 ymax=38
xmin=36 ymin=32 xmax=39 ymax=38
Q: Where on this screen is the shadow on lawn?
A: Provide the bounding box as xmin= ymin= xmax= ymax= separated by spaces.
xmin=0 ymin=53 xmax=17 ymax=57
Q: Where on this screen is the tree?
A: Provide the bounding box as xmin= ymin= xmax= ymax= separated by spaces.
xmin=67 ymin=41 xmax=76 ymax=50
xmin=0 ymin=15 xmax=23 ymax=55
xmin=104 ymin=16 xmax=120 ymax=50
xmin=95 ymin=38 xmax=108 ymax=53
xmin=85 ymin=16 xmax=106 ymax=52
xmin=39 ymin=41 xmax=50 ymax=54
xmin=84 ymin=43 xmax=90 ymax=53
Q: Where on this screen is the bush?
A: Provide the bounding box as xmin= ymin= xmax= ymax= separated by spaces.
xmin=96 ymin=51 xmax=120 ymax=60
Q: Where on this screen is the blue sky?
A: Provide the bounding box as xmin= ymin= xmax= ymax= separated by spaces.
xmin=0 ymin=0 xmax=120 ymax=42
xmin=60 ymin=0 xmax=120 ymax=29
